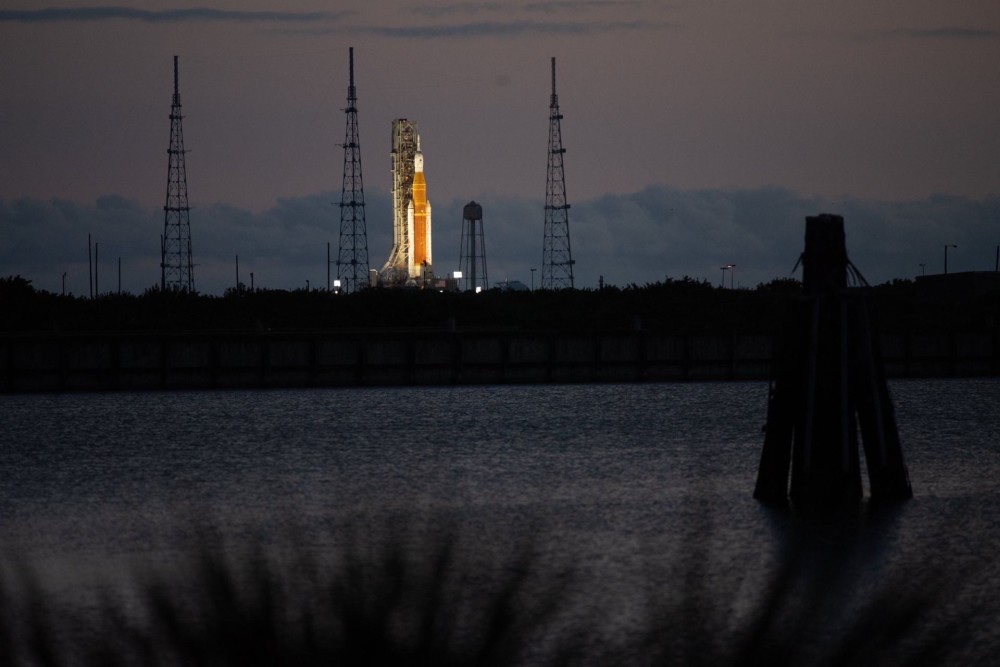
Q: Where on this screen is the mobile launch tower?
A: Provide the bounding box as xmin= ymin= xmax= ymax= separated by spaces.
xmin=381 ymin=119 xmax=432 ymax=285
xmin=161 ymin=55 xmax=195 ymax=292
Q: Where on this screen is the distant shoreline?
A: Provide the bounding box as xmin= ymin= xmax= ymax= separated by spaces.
xmin=4 ymin=276 xmax=998 ymax=391
xmin=2 ymin=328 xmax=996 ymax=393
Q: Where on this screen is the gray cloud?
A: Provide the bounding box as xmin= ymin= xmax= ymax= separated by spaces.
xmin=0 ymin=7 xmax=346 ymax=23
xmin=442 ymin=187 xmax=1000 ymax=290
xmin=363 ymin=19 xmax=669 ymax=39
xmin=903 ymin=27 xmax=1000 ymax=40
xmin=4 ymin=187 xmax=998 ymax=296
xmin=0 ymin=195 xmax=160 ymax=296
xmin=410 ymin=0 xmax=643 ymax=17
xmin=408 ymin=2 xmax=506 ymax=18
xmin=524 ymin=1 xmax=646 ymax=13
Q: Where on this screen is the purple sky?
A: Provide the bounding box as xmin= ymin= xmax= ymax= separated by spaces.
xmin=2 ymin=1 xmax=1000 ymax=295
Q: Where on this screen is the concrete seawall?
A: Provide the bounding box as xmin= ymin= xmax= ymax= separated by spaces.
xmin=1 ymin=331 xmax=997 ymax=392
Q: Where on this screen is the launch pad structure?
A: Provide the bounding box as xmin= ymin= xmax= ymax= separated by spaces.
xmin=381 ymin=119 xmax=433 ymax=286
xmin=148 ymin=53 xmax=582 ymax=295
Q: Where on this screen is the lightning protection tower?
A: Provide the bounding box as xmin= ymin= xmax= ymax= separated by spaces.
xmin=336 ymin=47 xmax=370 ymax=293
xmin=161 ymin=55 xmax=195 ymax=292
xmin=542 ymin=57 xmax=574 ymax=290
xmin=459 ymin=201 xmax=488 ymax=292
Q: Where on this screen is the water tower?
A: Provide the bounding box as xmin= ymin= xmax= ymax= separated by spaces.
xmin=459 ymin=201 xmax=488 ymax=292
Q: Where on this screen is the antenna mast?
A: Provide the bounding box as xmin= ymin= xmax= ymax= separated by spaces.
xmin=542 ymin=57 xmax=574 ymax=289
xmin=161 ymin=55 xmax=195 ymax=292
xmin=336 ymin=46 xmax=370 ymax=292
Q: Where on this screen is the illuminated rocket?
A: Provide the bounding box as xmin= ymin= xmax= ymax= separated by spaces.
xmin=407 ymin=136 xmax=432 ymax=278
xmin=380 ymin=119 xmax=433 ymax=284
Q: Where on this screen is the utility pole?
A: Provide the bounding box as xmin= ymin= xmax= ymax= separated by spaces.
xmin=944 ymin=244 xmax=957 ymax=275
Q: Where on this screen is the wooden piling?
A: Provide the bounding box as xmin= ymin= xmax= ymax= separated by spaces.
xmin=754 ymin=214 xmax=912 ymax=508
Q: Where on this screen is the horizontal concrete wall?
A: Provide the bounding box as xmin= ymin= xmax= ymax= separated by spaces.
xmin=879 ymin=332 xmax=1000 ymax=378
xmin=0 ymin=330 xmax=996 ymax=392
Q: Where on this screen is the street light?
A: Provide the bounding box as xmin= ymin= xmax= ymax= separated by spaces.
xmin=944 ymin=244 xmax=957 ymax=274
xmin=530 ymin=267 xmax=536 ymax=291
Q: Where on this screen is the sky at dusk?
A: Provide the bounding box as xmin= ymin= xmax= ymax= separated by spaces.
xmin=2 ymin=1 xmax=1000 ymax=295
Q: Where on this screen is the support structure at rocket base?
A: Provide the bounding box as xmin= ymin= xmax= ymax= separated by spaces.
xmin=381 ymin=118 xmax=434 ymax=286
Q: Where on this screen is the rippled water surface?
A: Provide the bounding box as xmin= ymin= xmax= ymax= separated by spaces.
xmin=3 ymin=379 xmax=1000 ymax=656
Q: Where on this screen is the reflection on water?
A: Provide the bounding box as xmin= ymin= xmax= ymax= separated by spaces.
xmin=2 ymin=379 xmax=1000 ymax=660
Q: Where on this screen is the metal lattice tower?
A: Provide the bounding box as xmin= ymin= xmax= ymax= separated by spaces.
xmin=161 ymin=55 xmax=195 ymax=292
xmin=542 ymin=57 xmax=574 ymax=290
xmin=336 ymin=47 xmax=370 ymax=293
xmin=459 ymin=201 xmax=488 ymax=292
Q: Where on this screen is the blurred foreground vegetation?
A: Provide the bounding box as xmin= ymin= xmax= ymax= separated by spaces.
xmin=3 ymin=275 xmax=999 ymax=337
xmin=0 ymin=513 xmax=992 ymax=666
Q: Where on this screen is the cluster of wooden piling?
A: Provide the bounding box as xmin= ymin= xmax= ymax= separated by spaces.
xmin=754 ymin=215 xmax=912 ymax=508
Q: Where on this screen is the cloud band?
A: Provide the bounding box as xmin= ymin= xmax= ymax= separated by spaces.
xmin=0 ymin=7 xmax=343 ymax=24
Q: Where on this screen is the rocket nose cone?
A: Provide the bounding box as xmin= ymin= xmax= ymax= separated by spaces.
xmin=414 ymin=151 xmax=424 ymax=172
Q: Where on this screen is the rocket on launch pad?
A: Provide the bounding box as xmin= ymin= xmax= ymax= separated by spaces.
xmin=407 ymin=137 xmax=432 ymax=278
xmin=381 ymin=118 xmax=433 ymax=284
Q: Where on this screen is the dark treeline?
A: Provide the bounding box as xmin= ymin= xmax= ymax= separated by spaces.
xmin=2 ymin=275 xmax=999 ymax=337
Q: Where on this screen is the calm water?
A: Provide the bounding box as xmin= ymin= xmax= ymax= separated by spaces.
xmin=3 ymin=379 xmax=1000 ymax=656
